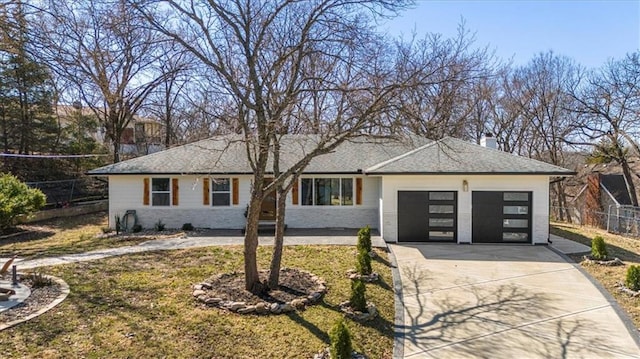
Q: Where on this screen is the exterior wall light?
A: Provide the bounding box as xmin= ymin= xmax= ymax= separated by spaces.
xmin=462 ymin=179 xmax=469 ymax=192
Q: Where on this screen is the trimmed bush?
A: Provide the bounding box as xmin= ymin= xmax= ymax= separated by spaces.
xmin=350 ymin=279 xmax=367 ymax=312
xmin=356 ymin=247 xmax=372 ymax=275
xmin=132 ymin=224 xmax=143 ymax=233
xmin=591 ymin=236 xmax=608 ymax=260
xmin=357 ymin=225 xmax=372 ymax=253
xmin=329 ymin=319 xmax=353 ymax=359
xmin=0 ymin=173 xmax=46 ymax=231
xmin=155 ymin=220 xmax=165 ymax=232
xmin=182 ymin=223 xmax=194 ymax=231
xmin=626 ymin=265 xmax=640 ymax=291
xmin=101 ymin=226 xmax=112 ymax=234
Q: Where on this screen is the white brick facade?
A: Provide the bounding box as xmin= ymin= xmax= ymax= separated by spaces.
xmin=108 ymin=175 xmax=379 ymax=230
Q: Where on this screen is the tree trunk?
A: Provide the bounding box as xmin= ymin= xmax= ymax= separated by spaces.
xmin=620 ymin=157 xmax=639 ymax=207
xmin=244 ymin=179 xmax=264 ymax=293
xmin=268 ymin=184 xmax=287 ymax=289
xmin=112 ymin=137 xmax=121 ymax=163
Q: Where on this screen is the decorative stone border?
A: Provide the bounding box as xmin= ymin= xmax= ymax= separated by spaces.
xmin=313 ymin=347 xmax=367 ymax=359
xmin=0 ymin=274 xmax=70 ymax=331
xmin=346 ymin=269 xmax=379 ymax=283
xmin=338 ymin=301 xmax=378 ymax=322
xmin=616 ymin=282 xmax=640 ymax=297
xmin=192 ymin=269 xmax=327 ymax=315
xmin=582 ymin=255 xmax=624 ymax=266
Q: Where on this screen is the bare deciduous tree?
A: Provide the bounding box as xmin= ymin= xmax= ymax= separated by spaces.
xmin=136 ymin=0 xmax=413 ymax=292
xmin=34 ymin=0 xmax=170 ymax=162
xmin=570 ymin=52 xmax=640 ymax=206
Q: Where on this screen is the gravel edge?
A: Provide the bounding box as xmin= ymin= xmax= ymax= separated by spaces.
xmin=0 ymin=275 xmax=70 ymax=331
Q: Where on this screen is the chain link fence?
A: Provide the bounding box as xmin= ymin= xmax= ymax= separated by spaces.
xmin=551 ymin=205 xmax=640 ymax=238
xmin=26 ymin=177 xmax=108 ymax=209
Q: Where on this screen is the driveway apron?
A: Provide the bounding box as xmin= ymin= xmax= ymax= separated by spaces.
xmin=390 ymin=243 xmax=640 ymax=358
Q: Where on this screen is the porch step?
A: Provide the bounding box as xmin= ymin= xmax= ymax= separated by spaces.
xmin=241 ymin=222 xmax=287 ymax=235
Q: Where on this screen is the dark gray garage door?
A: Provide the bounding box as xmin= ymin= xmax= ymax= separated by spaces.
xmin=472 ymin=191 xmax=532 ymax=243
xmin=398 ymin=191 xmax=457 ymax=242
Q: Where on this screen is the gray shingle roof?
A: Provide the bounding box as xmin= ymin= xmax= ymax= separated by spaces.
xmin=87 ymin=135 xmax=574 ymax=176
xmin=87 ymin=134 xmax=430 ymax=175
xmin=364 ymin=137 xmax=575 ymax=175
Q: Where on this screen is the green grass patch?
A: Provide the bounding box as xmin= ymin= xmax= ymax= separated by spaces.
xmin=0 ymin=212 xmax=180 ymax=260
xmin=0 ymin=245 xmax=395 ymax=358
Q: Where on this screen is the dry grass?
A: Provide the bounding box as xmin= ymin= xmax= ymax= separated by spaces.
xmin=0 ymin=212 xmax=180 ymax=260
xmin=0 ymin=245 xmax=395 ymax=358
xmin=551 ymin=222 xmax=640 ymax=328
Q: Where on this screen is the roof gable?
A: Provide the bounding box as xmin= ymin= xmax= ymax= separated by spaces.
xmin=364 ymin=137 xmax=575 ymax=175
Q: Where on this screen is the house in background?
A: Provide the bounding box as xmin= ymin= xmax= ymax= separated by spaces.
xmin=570 ymin=173 xmax=636 ymax=227
xmin=88 ymin=134 xmax=574 ymax=244
xmin=56 ymin=104 xmax=166 ymax=158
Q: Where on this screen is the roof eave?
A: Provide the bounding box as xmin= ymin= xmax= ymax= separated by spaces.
xmin=364 ymin=171 xmax=577 ymax=176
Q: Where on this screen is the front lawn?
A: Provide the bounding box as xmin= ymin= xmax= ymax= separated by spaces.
xmin=0 ymin=212 xmax=181 ymax=260
xmin=551 ymin=223 xmax=640 ymax=328
xmin=0 ymin=245 xmax=395 ymax=358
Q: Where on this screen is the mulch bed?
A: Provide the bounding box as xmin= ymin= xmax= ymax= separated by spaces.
xmin=204 ymin=268 xmax=319 ymax=305
xmin=0 ymin=280 xmax=61 ymax=325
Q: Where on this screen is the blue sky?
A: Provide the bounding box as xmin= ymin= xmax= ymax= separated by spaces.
xmin=381 ymin=0 xmax=640 ymax=69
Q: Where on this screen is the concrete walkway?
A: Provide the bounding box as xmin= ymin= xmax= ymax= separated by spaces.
xmin=11 ymin=232 xmax=386 ymax=269
xmin=390 ymin=243 xmax=640 ymax=358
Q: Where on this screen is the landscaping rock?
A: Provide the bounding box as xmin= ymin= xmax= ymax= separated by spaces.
xmin=313 ymin=347 xmax=368 ymax=359
xmin=616 ymin=282 xmax=640 ymax=297
xmin=269 ymin=302 xmax=281 ymax=314
xmin=339 ymin=301 xmax=378 ymax=322
xmin=192 ymin=268 xmax=327 ymax=315
xmin=237 ymin=305 xmax=256 ymax=314
xmin=582 ymin=256 xmax=624 ymax=266
xmin=200 ymin=282 xmax=213 ymax=290
xmin=255 ymin=302 xmax=268 ymax=314
xmin=204 ymin=297 xmax=222 ymax=305
xmin=228 ymin=302 xmax=247 ymax=311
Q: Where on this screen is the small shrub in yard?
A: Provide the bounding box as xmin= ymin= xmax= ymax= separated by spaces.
xmin=155 ymin=220 xmax=165 ymax=232
xmin=115 ymin=214 xmax=122 ymax=235
xmin=591 ymin=236 xmax=608 ymax=260
xmin=24 ymin=272 xmax=53 ymax=288
xmin=357 ymin=225 xmax=372 ymax=253
xmin=356 ymin=247 xmax=372 ymax=275
xmin=132 ymin=224 xmax=143 ymax=233
xmin=626 ymin=265 xmax=640 ymax=291
xmin=182 ymin=223 xmax=194 ymax=231
xmin=329 ymin=319 xmax=353 ymax=359
xmin=101 ymin=226 xmax=112 ymax=234
xmin=350 ymin=279 xmax=367 ymax=312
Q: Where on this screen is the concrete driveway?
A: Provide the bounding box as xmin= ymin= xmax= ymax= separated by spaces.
xmin=390 ymin=243 xmax=640 ymax=358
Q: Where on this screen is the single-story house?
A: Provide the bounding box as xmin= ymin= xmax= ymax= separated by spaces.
xmin=88 ymin=134 xmax=574 ymax=244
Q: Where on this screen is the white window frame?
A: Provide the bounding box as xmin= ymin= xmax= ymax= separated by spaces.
xmin=300 ymin=177 xmax=354 ymax=206
xmin=211 ymin=177 xmax=232 ymax=207
xmin=151 ymin=177 xmax=172 ymax=207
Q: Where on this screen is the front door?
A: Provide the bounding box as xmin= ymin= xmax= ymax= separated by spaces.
xmin=260 ymin=179 xmax=277 ymax=220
